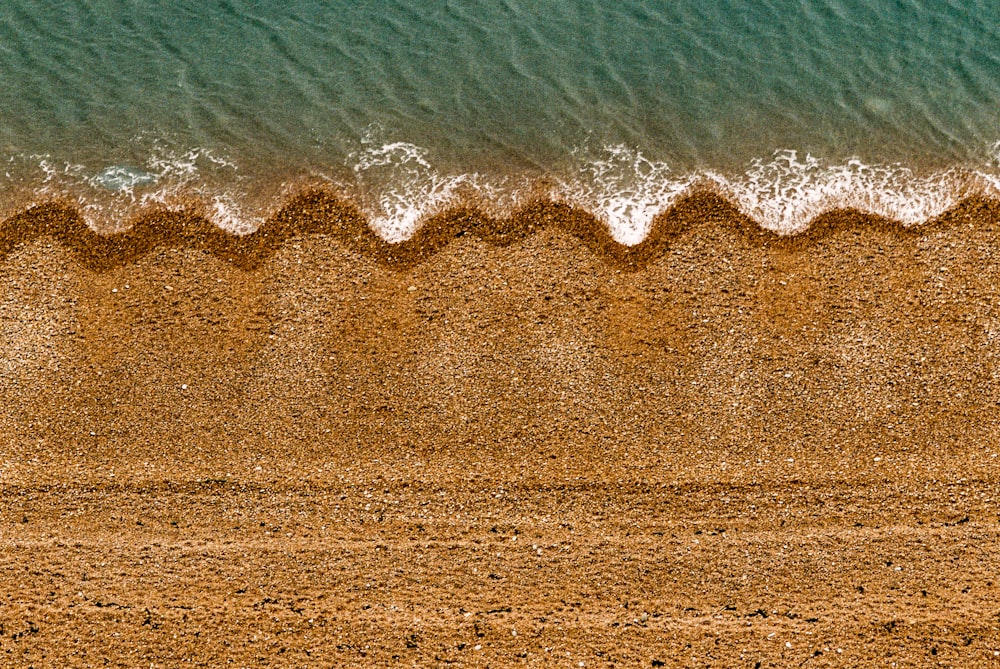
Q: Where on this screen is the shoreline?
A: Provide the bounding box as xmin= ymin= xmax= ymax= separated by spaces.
xmin=2 ymin=200 xmax=999 ymax=666
xmin=2 ymin=189 xmax=1000 ymax=270
xmin=1 ymin=147 xmax=993 ymax=242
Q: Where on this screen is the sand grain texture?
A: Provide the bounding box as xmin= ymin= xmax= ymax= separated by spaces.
xmin=1 ymin=196 xmax=999 ymax=667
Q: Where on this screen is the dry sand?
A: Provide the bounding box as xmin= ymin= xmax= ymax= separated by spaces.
xmin=1 ymin=192 xmax=999 ymax=667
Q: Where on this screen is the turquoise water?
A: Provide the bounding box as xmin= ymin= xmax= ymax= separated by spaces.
xmin=2 ymin=0 xmax=999 ymax=238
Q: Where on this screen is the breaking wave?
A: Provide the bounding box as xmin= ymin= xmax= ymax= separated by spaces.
xmin=2 ymin=142 xmax=999 ymax=244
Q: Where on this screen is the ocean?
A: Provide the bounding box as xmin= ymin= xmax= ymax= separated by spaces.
xmin=2 ymin=0 xmax=999 ymax=241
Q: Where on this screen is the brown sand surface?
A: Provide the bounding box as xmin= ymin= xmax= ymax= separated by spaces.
xmin=1 ymin=194 xmax=999 ymax=667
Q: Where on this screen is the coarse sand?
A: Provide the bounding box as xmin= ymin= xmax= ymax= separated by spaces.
xmin=1 ymin=192 xmax=999 ymax=667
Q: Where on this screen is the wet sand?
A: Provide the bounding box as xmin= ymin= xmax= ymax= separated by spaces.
xmin=1 ymin=193 xmax=999 ymax=667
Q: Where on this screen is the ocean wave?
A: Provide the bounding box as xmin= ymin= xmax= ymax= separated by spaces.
xmin=335 ymin=144 xmax=994 ymax=243
xmin=556 ymin=145 xmax=698 ymax=245
xmin=716 ymin=150 xmax=970 ymax=234
xmin=3 ymin=191 xmax=1000 ymax=275
xmin=1 ymin=143 xmax=998 ymax=244
xmin=344 ymin=139 xmax=480 ymax=243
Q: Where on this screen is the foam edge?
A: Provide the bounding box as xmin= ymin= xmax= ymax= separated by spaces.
xmin=1 ymin=188 xmax=999 ymax=271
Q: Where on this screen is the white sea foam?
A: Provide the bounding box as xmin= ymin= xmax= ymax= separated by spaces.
xmin=145 ymin=143 xmax=239 ymax=181
xmin=3 ymin=141 xmax=998 ymax=242
xmin=348 ymin=139 xmax=476 ymax=242
xmin=34 ymin=156 xmax=88 ymax=185
xmin=974 ymin=146 xmax=1000 ymax=198
xmin=137 ymin=145 xmax=269 ymax=235
xmin=978 ymin=174 xmax=1000 ymax=199
xmin=715 ymin=150 xmax=967 ymax=234
xmin=91 ymin=165 xmax=157 ymax=192
xmin=20 ymin=144 xmax=254 ymax=232
xmin=206 ymin=194 xmax=263 ymax=236
xmin=557 ymin=145 xmax=697 ymax=245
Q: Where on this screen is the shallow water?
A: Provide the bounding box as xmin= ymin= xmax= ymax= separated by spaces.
xmin=2 ymin=0 xmax=999 ymax=239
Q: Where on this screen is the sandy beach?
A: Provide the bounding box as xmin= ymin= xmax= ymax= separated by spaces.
xmin=1 ymin=192 xmax=999 ymax=667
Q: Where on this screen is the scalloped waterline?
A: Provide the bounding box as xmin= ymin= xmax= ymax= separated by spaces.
xmin=311 ymin=158 xmax=994 ymax=245
xmin=2 ymin=152 xmax=997 ymax=245
xmin=3 ymin=187 xmax=1000 ymax=276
